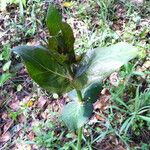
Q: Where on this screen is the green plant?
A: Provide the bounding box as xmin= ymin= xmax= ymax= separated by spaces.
xmin=0 ymin=44 xmax=12 ymax=87
xmin=33 ymin=118 xmax=76 ymax=150
xmin=119 ymin=88 xmax=150 ymax=134
xmin=110 ymin=77 xmax=150 ymax=136
xmin=12 ymin=4 xmax=138 ymax=149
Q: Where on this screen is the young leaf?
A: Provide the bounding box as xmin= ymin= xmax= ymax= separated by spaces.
xmin=12 ymin=46 xmax=73 ymax=94
xmin=60 ymin=22 xmax=75 ymax=59
xmin=61 ymin=101 xmax=93 ymax=131
xmin=46 ymin=5 xmax=75 ymax=64
xmin=46 ymin=4 xmax=62 ymax=36
xmin=76 ymin=42 xmax=138 ymax=88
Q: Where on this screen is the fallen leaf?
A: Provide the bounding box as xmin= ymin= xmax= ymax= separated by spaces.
xmin=18 ymin=114 xmax=26 ymax=123
xmin=8 ymin=100 xmax=20 ymax=111
xmin=109 ymin=72 xmax=119 ymax=87
xmin=37 ymin=96 xmax=47 ymax=108
xmin=31 ymin=120 xmax=40 ymax=127
xmin=94 ymin=94 xmax=111 ymax=110
xmin=63 ymin=2 xmax=73 ymax=7
xmin=131 ymin=0 xmax=144 ymax=5
xmin=88 ymin=116 xmax=97 ymax=125
xmin=1 ymin=111 xmax=9 ymax=120
xmin=101 ymin=88 xmax=110 ymax=95
xmin=15 ymin=143 xmax=31 ymax=150
xmin=95 ymin=114 xmax=105 ymax=122
xmin=115 ymin=145 xmax=126 ymax=150
xmin=3 ymin=119 xmax=14 ymax=134
xmin=27 ymin=40 xmax=40 ymax=46
xmin=0 ymin=131 xmax=11 ymax=143
xmin=0 ymin=99 xmax=4 ymax=107
xmin=41 ymin=109 xmax=49 ymax=119
xmin=22 ymin=96 xmax=31 ymax=103
xmin=27 ymin=99 xmax=34 ymax=107
xmin=11 ymin=124 xmax=23 ymax=135
xmin=28 ymin=132 xmax=35 ymax=140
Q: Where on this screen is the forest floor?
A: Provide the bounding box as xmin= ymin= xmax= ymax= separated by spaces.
xmin=0 ymin=0 xmax=150 ymax=150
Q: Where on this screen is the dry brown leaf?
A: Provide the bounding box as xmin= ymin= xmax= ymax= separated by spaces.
xmin=109 ymin=72 xmax=119 ymax=87
xmin=27 ymin=40 xmax=40 ymax=46
xmin=15 ymin=143 xmax=31 ymax=150
xmin=37 ymin=96 xmax=47 ymax=108
xmin=95 ymin=114 xmax=105 ymax=122
xmin=31 ymin=120 xmax=40 ymax=127
xmin=0 ymin=99 xmax=4 ymax=107
xmin=1 ymin=111 xmax=8 ymax=120
xmin=101 ymin=88 xmax=110 ymax=95
xmin=28 ymin=132 xmax=35 ymax=141
xmin=114 ymin=145 xmax=126 ymax=150
xmin=94 ymin=94 xmax=111 ymax=110
xmin=22 ymin=96 xmax=31 ymax=103
xmin=89 ymin=116 xmax=97 ymax=125
xmin=18 ymin=114 xmax=26 ymax=123
xmin=41 ymin=109 xmax=49 ymax=119
xmin=3 ymin=119 xmax=14 ymax=134
xmin=0 ymin=131 xmax=11 ymax=143
xmin=131 ymin=0 xmax=144 ymax=5
xmin=8 ymin=100 xmax=20 ymax=111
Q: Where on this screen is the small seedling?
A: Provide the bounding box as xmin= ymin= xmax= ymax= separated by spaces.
xmin=12 ymin=4 xmax=138 ymax=149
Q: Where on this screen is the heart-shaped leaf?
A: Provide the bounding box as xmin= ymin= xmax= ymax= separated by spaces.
xmin=61 ymin=101 xmax=93 ymax=131
xmin=12 ymin=46 xmax=73 ymax=94
xmin=76 ymin=42 xmax=138 ymax=88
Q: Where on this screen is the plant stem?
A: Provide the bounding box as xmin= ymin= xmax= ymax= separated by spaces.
xmin=77 ymin=127 xmax=83 ymax=150
xmin=76 ymin=89 xmax=84 ymax=149
xmin=76 ymin=90 xmax=83 ymax=102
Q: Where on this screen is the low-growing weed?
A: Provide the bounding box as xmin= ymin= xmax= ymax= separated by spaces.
xmin=0 ymin=44 xmax=12 ymax=87
xmin=32 ymin=117 xmax=76 ymax=150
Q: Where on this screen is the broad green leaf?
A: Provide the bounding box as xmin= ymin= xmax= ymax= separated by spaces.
xmin=12 ymin=46 xmax=73 ymax=94
xmin=76 ymin=42 xmax=138 ymax=88
xmin=68 ymin=82 xmax=103 ymax=103
xmin=61 ymin=101 xmax=93 ymax=131
xmin=46 ymin=5 xmax=62 ymax=36
xmin=0 ymin=73 xmax=11 ymax=86
xmin=83 ymin=82 xmax=103 ymax=103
